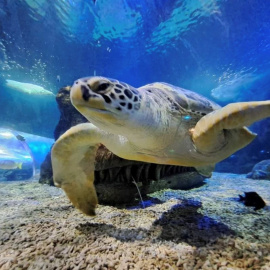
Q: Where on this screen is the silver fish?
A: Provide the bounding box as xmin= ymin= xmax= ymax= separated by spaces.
xmin=6 ymin=79 xmax=55 ymax=96
xmin=0 ymin=160 xmax=22 ymax=170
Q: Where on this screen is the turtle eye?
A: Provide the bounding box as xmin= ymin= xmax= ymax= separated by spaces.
xmin=97 ymin=83 xmax=110 ymax=92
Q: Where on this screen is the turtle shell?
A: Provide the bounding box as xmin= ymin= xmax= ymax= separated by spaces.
xmin=141 ymin=82 xmax=221 ymax=117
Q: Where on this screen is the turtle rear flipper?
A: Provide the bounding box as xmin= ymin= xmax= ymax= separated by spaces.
xmin=195 ymin=164 xmax=215 ymax=177
xmin=192 ymin=100 xmax=270 ymax=156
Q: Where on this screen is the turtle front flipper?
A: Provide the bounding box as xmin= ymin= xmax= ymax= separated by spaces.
xmin=192 ymin=100 xmax=270 ymax=157
xmin=52 ymin=123 xmax=104 ymax=216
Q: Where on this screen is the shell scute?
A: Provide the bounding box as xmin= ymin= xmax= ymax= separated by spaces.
xmin=140 ymin=82 xmax=220 ymax=116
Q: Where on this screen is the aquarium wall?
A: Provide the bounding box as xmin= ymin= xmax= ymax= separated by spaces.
xmin=0 ymin=128 xmax=54 ymax=180
xmin=0 ymin=0 xmax=270 ymax=173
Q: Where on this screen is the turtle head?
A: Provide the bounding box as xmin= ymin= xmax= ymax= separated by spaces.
xmin=71 ymin=77 xmax=142 ymax=128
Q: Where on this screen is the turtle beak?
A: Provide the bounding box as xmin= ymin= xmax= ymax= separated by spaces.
xmin=71 ymin=80 xmax=95 ymax=107
xmin=70 ymin=80 xmax=84 ymax=105
xmin=70 ymin=80 xmax=109 ymax=114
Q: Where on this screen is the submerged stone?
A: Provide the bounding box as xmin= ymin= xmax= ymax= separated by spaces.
xmin=246 ymin=159 xmax=270 ymax=180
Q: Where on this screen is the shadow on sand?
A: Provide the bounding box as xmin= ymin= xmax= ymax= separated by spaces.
xmin=76 ymin=199 xmax=235 ymax=247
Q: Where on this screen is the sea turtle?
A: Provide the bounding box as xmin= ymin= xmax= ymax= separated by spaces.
xmin=51 ymin=76 xmax=270 ymax=215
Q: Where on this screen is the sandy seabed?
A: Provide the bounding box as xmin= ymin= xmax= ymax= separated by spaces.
xmin=0 ymin=173 xmax=270 ymax=270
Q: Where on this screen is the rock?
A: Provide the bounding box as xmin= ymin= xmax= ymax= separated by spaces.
xmin=39 ymin=86 xmax=205 ymax=205
xmin=0 ymin=167 xmax=33 ymax=181
xmin=53 ymin=86 xmax=88 ymax=140
xmin=39 ymin=151 xmax=53 ymax=185
xmin=246 ymin=159 xmax=270 ymax=180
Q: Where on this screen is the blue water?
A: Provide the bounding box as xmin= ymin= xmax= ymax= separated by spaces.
xmin=0 ymin=0 xmax=270 ymax=173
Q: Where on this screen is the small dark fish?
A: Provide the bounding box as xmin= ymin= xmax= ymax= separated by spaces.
xmin=239 ymin=192 xmax=266 ymax=210
xmin=16 ymin=134 xmax=25 ymax=142
xmin=93 ymin=0 xmax=97 ymax=4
